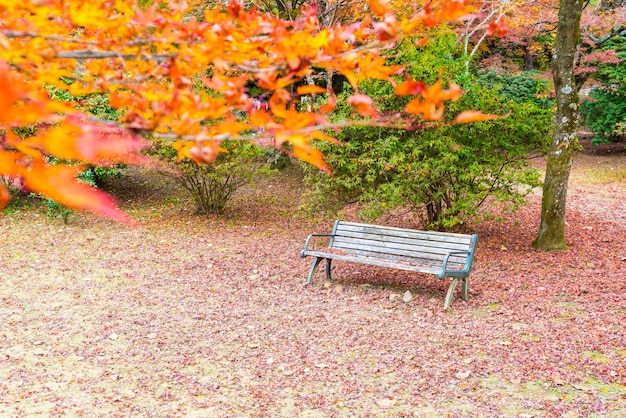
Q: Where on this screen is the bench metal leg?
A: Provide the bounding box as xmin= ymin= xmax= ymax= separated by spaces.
xmin=444 ymin=277 xmax=460 ymax=310
xmin=461 ymin=278 xmax=469 ymax=301
xmin=325 ymin=259 xmax=333 ymax=281
xmin=306 ymin=257 xmax=324 ymax=285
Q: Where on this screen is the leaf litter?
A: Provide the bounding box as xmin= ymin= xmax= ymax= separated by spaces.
xmin=0 ymin=147 xmax=625 ymax=416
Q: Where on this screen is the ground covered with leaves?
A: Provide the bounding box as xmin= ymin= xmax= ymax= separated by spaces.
xmin=0 ymin=143 xmax=625 ymax=417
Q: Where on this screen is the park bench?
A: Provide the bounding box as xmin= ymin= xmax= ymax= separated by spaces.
xmin=300 ymin=220 xmax=479 ymax=309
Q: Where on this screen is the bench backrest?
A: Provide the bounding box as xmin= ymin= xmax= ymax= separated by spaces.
xmin=329 ymin=221 xmax=477 ymax=270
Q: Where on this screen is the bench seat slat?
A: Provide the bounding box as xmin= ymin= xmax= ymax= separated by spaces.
xmin=318 ymin=246 xmax=466 ymax=269
xmin=331 ymin=236 xmax=470 ymax=260
xmin=302 ymin=250 xmax=445 ymax=275
xmin=330 ymin=242 xmax=468 ymax=265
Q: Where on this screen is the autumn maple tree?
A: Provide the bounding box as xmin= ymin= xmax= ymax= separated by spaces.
xmin=0 ymin=0 xmax=497 ymax=223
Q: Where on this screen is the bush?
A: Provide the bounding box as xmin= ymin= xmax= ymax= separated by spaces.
xmin=582 ymin=87 xmax=626 ymax=144
xmin=303 ymin=36 xmax=551 ymax=230
xmin=476 ymin=71 xmax=553 ymax=109
xmin=580 ymin=36 xmax=626 ymax=144
xmin=47 ymin=82 xmax=126 ymax=183
xmin=152 ymin=140 xmax=274 ymax=215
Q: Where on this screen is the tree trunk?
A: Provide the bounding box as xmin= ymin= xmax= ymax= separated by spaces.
xmin=523 ymin=44 xmax=533 ymax=71
xmin=533 ymin=0 xmax=583 ymax=250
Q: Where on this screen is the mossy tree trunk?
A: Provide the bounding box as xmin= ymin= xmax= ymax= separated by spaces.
xmin=533 ymin=0 xmax=583 ymax=250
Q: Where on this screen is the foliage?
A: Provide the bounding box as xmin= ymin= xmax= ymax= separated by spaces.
xmin=46 ymin=83 xmax=126 ymax=186
xmin=0 ymin=0 xmax=488 ymax=222
xmin=304 ymin=37 xmax=550 ymax=229
xmin=581 ymin=37 xmax=626 ymax=144
xmin=152 ymin=139 xmax=273 ymax=215
xmin=41 ymin=168 xmax=98 ymax=223
xmin=476 ymin=71 xmax=553 ymax=108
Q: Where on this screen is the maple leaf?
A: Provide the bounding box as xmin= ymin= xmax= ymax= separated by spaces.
xmin=0 ymin=182 xmax=9 ymax=210
xmin=406 ymin=98 xmax=444 ymax=120
xmin=319 ymin=94 xmax=337 ymax=114
xmin=454 ymin=111 xmax=498 ymax=124
xmin=132 ymin=2 xmax=164 ymax=26
xmin=348 ymin=94 xmax=379 ymax=118
xmin=37 ymin=118 xmax=148 ymax=167
xmin=280 ymin=134 xmax=330 ymax=174
xmin=369 ymin=0 xmax=393 ymax=17
xmin=311 ymin=131 xmax=340 ymax=144
xmin=395 ymin=77 xmax=426 ymax=96
xmin=487 ymin=20 xmax=508 ymax=37
xmin=23 ymin=162 xmax=134 ymax=224
xmin=297 ymin=85 xmax=327 ymax=95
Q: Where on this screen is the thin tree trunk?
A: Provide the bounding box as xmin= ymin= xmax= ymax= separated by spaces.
xmin=533 ymin=0 xmax=583 ymax=250
xmin=523 ymin=44 xmax=533 ymax=71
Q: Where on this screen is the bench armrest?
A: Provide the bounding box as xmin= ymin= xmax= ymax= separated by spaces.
xmin=438 ymin=250 xmax=471 ymax=279
xmin=300 ymin=234 xmax=335 ymax=258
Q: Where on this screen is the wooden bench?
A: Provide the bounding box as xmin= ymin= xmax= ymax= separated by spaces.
xmin=300 ymin=220 xmax=478 ymax=309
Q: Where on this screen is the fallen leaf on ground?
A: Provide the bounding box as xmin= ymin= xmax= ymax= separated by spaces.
xmin=571 ymin=383 xmax=595 ymax=393
xmin=551 ymin=371 xmax=567 ymax=385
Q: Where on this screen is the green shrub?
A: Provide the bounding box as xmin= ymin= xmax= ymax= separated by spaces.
xmin=580 ymin=36 xmax=626 ymax=144
xmin=303 ymin=35 xmax=551 ymax=230
xmin=152 ymin=140 xmax=274 ymax=215
xmin=476 ymin=71 xmax=553 ymax=109
xmin=47 ymin=82 xmax=126 ymax=182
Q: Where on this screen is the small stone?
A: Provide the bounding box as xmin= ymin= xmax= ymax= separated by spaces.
xmin=455 ymin=370 xmax=471 ymax=380
xmin=402 ymin=291 xmax=413 ymax=303
xmin=376 ymin=398 xmax=397 ymax=407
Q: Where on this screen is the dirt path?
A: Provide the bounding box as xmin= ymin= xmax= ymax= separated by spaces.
xmin=0 ymin=150 xmax=624 ymax=417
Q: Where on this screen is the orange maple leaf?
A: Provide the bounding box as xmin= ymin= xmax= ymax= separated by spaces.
xmin=395 ymin=77 xmax=426 ymax=96
xmin=297 ymin=85 xmax=327 ymax=95
xmin=453 ymin=111 xmax=498 ymax=124
xmin=0 ymin=183 xmax=9 ymax=210
xmin=369 ymin=0 xmax=393 ymax=17
xmin=24 ymin=162 xmax=134 ymax=224
xmin=348 ymin=95 xmax=379 ymax=118
xmin=37 ymin=118 xmax=148 ymax=166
